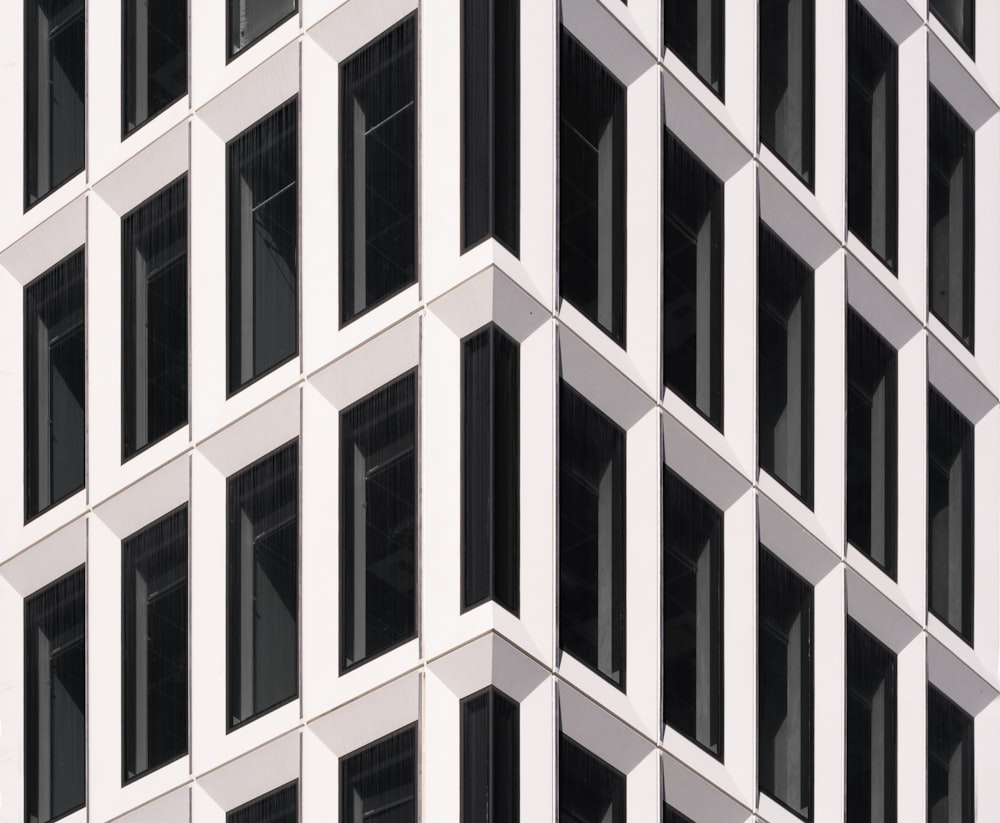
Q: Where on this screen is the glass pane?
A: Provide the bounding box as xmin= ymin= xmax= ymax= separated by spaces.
xmin=341 ymin=727 xmax=417 ymax=823
xmin=228 ymin=782 xmax=297 ymax=823
xmin=664 ymin=0 xmax=724 ymax=96
xmin=927 ymin=686 xmax=973 ymax=823
xmin=123 ymin=0 xmax=187 ymax=132
xmin=929 ymin=0 xmax=974 ymax=56
xmin=461 ymin=688 xmax=519 ymax=823
xmin=558 ymin=735 xmax=625 ymax=823
xmin=228 ymin=0 xmax=297 ymax=58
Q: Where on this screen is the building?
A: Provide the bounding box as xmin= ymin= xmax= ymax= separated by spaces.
xmin=0 ymin=0 xmax=999 ymax=820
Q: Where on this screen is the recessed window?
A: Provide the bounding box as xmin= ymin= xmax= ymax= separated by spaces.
xmin=759 ymin=546 xmax=813 ymax=820
xmin=227 ymin=99 xmax=298 ymax=394
xmin=123 ymin=507 xmax=188 ymax=783
xmin=758 ymin=225 xmax=814 ymax=506
xmin=559 ymin=735 xmax=625 ymax=822
xmin=123 ymin=0 xmax=187 ymax=134
xmin=25 ymin=568 xmax=86 ymax=823
xmin=559 ymin=28 xmax=627 ymax=345
xmin=228 ymin=783 xmax=297 ymax=823
xmin=663 ymin=467 xmax=723 ymax=757
xmin=927 ymin=388 xmax=974 ymax=643
xmin=759 ymin=0 xmax=814 ymax=187
xmin=664 ymin=0 xmax=724 ymax=97
xmin=25 ymin=249 xmax=86 ymax=521
xmin=341 ymin=726 xmax=417 ymax=823
xmin=664 ymin=804 xmax=695 ymax=823
xmin=123 ymin=176 xmax=188 ymax=459
xmin=340 ymin=372 xmax=417 ymax=672
xmin=927 ymin=686 xmax=973 ymax=823
xmin=462 ymin=324 xmax=519 ymax=614
xmin=340 ymin=16 xmax=417 ymax=326
xmin=461 ymin=688 xmax=519 ymax=823
xmin=930 ymin=0 xmax=974 ymax=56
xmin=559 ymin=382 xmax=626 ymax=689
xmin=228 ymin=0 xmax=296 ymax=59
xmin=227 ymin=441 xmax=298 ymax=729
xmin=848 ymin=0 xmax=898 ymax=270
xmin=24 ymin=0 xmax=85 ymax=208
xmin=462 ymin=0 xmax=519 ymax=254
xmin=663 ymin=130 xmax=724 ymax=428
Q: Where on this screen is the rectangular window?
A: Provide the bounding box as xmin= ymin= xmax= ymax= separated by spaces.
xmin=228 ymin=0 xmax=296 ymax=59
xmin=462 ymin=0 xmax=519 ymax=253
xmin=228 ymin=783 xmax=297 ymax=823
xmin=846 ymin=619 xmax=896 ymax=823
xmin=25 ymin=249 xmax=86 ymax=521
xmin=461 ymin=688 xmax=519 ymax=823
xmin=663 ymin=130 xmax=723 ymax=428
xmin=663 ymin=467 xmax=722 ymax=757
xmin=928 ymin=88 xmax=974 ymax=350
xmin=24 ymin=0 xmax=85 ymax=208
xmin=123 ymin=176 xmax=188 ymax=459
xmin=123 ymin=0 xmax=186 ymax=134
xmin=559 ymin=28 xmax=627 ymax=345
xmin=846 ymin=310 xmax=897 ymax=576
xmin=25 ymin=568 xmax=86 ymax=823
xmin=758 ymin=225 xmax=813 ymax=506
xmin=758 ymin=546 xmax=813 ymax=820
xmin=559 ymin=735 xmax=625 ymax=822
xmin=461 ymin=324 xmax=519 ymax=614
xmin=927 ymin=686 xmax=973 ymax=823
xmin=848 ymin=1 xmax=898 ymax=270
xmin=340 ymin=726 xmax=416 ymax=823
xmin=664 ymin=805 xmax=695 ymax=823
xmin=340 ymin=16 xmax=417 ymax=326
xmin=340 ymin=372 xmax=417 ymax=671
xmin=559 ymin=382 xmax=626 ymax=689
xmin=123 ymin=507 xmax=188 ymax=782
xmin=226 ymin=441 xmax=298 ymax=729
xmin=759 ymin=0 xmax=814 ymax=187
xmin=664 ymin=0 xmax=724 ymax=97
xmin=927 ymin=388 xmax=974 ymax=643
xmin=930 ymin=0 xmax=974 ymax=56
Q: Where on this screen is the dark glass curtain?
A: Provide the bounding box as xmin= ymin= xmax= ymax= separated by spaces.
xmin=462 ymin=324 xmax=520 ymax=614
xmin=123 ymin=176 xmax=188 ymax=459
xmin=663 ymin=467 xmax=723 ymax=756
xmin=123 ymin=506 xmax=188 ymax=781
xmin=25 ymin=249 xmax=86 ymax=520
xmin=227 ymin=441 xmax=299 ymax=728
xmin=462 ymin=0 xmax=519 ymax=253
xmin=927 ymin=389 xmax=974 ymax=642
xmin=228 ymin=782 xmax=298 ymax=823
xmin=227 ymin=98 xmax=298 ymax=394
xmin=25 ymin=568 xmax=86 ymax=823
xmin=664 ymin=0 xmax=724 ymax=97
xmin=930 ymin=0 xmax=974 ymax=56
xmin=558 ymin=735 xmax=625 ymax=823
xmin=758 ymin=225 xmax=814 ymax=506
xmin=928 ymin=88 xmax=974 ymax=350
xmin=341 ymin=726 xmax=417 ymax=823
xmin=663 ymin=130 xmax=723 ymax=428
xmin=664 ymin=804 xmax=695 ymax=823
xmin=340 ymin=372 xmax=417 ymax=671
xmin=559 ymin=381 xmax=626 ymax=689
xmin=123 ymin=0 xmax=187 ymax=133
xmin=340 ymin=16 xmax=417 ymax=326
xmin=228 ymin=0 xmax=297 ymax=58
xmin=758 ymin=546 xmax=813 ymax=820
xmin=848 ymin=1 xmax=898 ymax=270
xmin=559 ymin=29 xmax=626 ymax=345
xmin=927 ymin=687 xmax=973 ymax=823
xmin=461 ymin=688 xmax=519 ymax=823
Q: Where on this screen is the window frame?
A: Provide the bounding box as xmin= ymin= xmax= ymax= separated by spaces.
xmin=460 ymin=686 xmax=519 ymax=823
xmin=226 ymin=781 xmax=298 ymax=823
xmin=339 ymin=724 xmax=418 ymax=823
xmin=121 ymin=0 xmax=188 ymax=136
xmin=226 ymin=0 xmax=297 ymax=62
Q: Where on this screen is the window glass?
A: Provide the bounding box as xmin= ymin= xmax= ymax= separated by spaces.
xmin=664 ymin=0 xmax=724 ymax=97
xmin=927 ymin=686 xmax=973 ymax=823
xmin=123 ymin=0 xmax=186 ymax=133
xmin=664 ymin=805 xmax=695 ymax=823
xmin=340 ymin=726 xmax=417 ymax=823
xmin=227 ymin=783 xmax=297 ymax=823
xmin=559 ymin=735 xmax=625 ymax=823
xmin=461 ymin=688 xmax=519 ymax=823
xmin=228 ymin=0 xmax=296 ymax=59
xmin=929 ymin=0 xmax=974 ymax=56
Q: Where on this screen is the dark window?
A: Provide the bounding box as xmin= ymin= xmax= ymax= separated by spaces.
xmin=927 ymin=388 xmax=974 ymax=643
xmin=930 ymin=0 xmax=974 ymax=56
xmin=24 ymin=249 xmax=85 ymax=521
xmin=559 ymin=28 xmax=626 ymax=345
xmin=846 ymin=310 xmax=897 ymax=576
xmin=461 ymin=688 xmax=519 ymax=823
xmin=759 ymin=0 xmax=814 ymax=187
xmin=559 ymin=735 xmax=625 ymax=823
xmin=928 ymin=88 xmax=974 ymax=350
xmin=758 ymin=225 xmax=813 ymax=506
xmin=228 ymin=783 xmax=297 ymax=823
xmin=462 ymin=325 xmax=519 ymax=614
xmin=846 ymin=619 xmax=896 ymax=823
xmin=758 ymin=546 xmax=813 ymax=820
xmin=227 ymin=0 xmax=296 ymax=59
xmin=664 ymin=0 xmax=724 ymax=97
xmin=24 ymin=568 xmax=86 ymax=823
xmin=927 ymin=686 xmax=973 ymax=823
xmin=340 ymin=16 xmax=417 ymax=326
xmin=227 ymin=99 xmax=298 ymax=394
xmin=663 ymin=131 xmax=723 ymax=427
xmin=340 ymin=372 xmax=417 ymax=671
xmin=24 ymin=0 xmax=85 ymax=208
xmin=340 ymin=726 xmax=417 ymax=823
xmin=559 ymin=382 xmax=626 ymax=689
xmin=123 ymin=176 xmax=188 ymax=459
xmin=664 ymin=805 xmax=695 ymax=823
xmin=123 ymin=0 xmax=186 ymax=134
xmin=226 ymin=441 xmax=298 ymax=729
xmin=123 ymin=507 xmax=188 ymax=782
xmin=848 ymin=1 xmax=898 ymax=270
xmin=663 ymin=467 xmax=722 ymax=757
xmin=462 ymin=0 xmax=519 ymax=253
